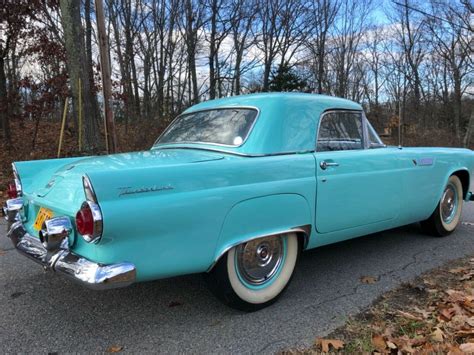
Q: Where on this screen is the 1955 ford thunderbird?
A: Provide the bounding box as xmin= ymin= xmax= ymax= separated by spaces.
xmin=3 ymin=93 xmax=474 ymax=311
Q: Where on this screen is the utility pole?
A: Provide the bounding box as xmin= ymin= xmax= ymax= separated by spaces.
xmin=95 ymin=0 xmax=118 ymax=153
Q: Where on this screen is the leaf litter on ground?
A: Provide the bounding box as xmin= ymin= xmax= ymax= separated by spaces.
xmin=280 ymin=254 xmax=474 ymax=354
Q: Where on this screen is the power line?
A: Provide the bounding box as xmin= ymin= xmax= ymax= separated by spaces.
xmin=393 ymin=1 xmax=473 ymax=32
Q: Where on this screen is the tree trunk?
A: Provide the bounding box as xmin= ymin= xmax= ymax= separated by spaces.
xmin=108 ymin=1 xmax=131 ymax=126
xmin=262 ymin=61 xmax=272 ymax=91
xmin=185 ymin=0 xmax=199 ymax=104
xmin=208 ymin=0 xmax=217 ymax=99
xmin=0 ymin=55 xmax=10 ymax=141
xmin=463 ymin=110 xmax=473 ymax=148
xmin=95 ymin=0 xmax=118 ymax=153
xmin=452 ymin=66 xmax=462 ymax=145
xmin=84 ymin=0 xmax=101 ymax=130
xmin=60 ymin=0 xmax=100 ymax=152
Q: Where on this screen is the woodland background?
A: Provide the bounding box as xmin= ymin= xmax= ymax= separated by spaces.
xmin=0 ymin=0 xmax=472 ymax=180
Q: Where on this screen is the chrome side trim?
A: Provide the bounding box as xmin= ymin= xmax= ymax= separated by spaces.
xmin=6 ymin=220 xmax=136 ymax=290
xmin=153 ymin=106 xmax=261 ymax=149
xmin=82 ymin=174 xmax=98 ymax=203
xmin=206 ymin=225 xmax=312 ymax=272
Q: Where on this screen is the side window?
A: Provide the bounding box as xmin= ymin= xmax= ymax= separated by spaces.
xmin=317 ymin=111 xmax=364 ymax=152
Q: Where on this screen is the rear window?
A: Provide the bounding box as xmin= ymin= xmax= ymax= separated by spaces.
xmin=156 ymin=108 xmax=258 ymax=147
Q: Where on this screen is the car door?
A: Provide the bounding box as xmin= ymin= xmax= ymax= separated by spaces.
xmin=314 ymin=110 xmax=401 ymax=234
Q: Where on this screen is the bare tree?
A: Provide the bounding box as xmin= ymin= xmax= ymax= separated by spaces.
xmin=182 ymin=0 xmax=207 ymax=104
xmin=308 ymin=0 xmax=340 ymax=94
xmin=427 ymin=0 xmax=473 ymax=145
xmin=60 ymin=0 xmax=100 ymax=151
xmin=391 ymin=0 xmax=427 ymax=110
xmin=229 ymin=0 xmax=257 ymax=95
xmin=330 ymin=0 xmax=373 ymax=99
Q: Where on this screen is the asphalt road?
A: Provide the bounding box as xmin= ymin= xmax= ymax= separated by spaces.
xmin=1 ymin=185 xmax=473 ymax=353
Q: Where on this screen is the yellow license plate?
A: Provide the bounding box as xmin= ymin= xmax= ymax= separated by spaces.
xmin=33 ymin=207 xmax=53 ymax=231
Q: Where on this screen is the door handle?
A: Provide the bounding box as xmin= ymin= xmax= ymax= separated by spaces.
xmin=320 ymin=161 xmax=339 ymax=170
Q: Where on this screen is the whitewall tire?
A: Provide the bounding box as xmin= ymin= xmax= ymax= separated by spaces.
xmin=421 ymin=175 xmax=464 ymax=237
xmin=205 ymin=233 xmax=299 ymax=311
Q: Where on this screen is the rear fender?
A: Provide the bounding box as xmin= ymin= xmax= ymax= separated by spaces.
xmin=210 ymin=193 xmax=312 ymax=270
xmin=14 ymin=157 xmax=83 ymax=194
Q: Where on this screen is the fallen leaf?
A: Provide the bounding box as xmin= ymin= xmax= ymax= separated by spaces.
xmin=447 ymin=290 xmax=467 ymax=302
xmin=432 ymin=327 xmax=445 ymax=342
xmin=106 ymin=345 xmax=123 ymax=353
xmin=371 ymin=334 xmax=386 ymax=350
xmin=462 ymin=300 xmax=474 ymax=312
xmin=316 ymin=338 xmax=344 ymax=352
xmin=455 ymin=329 xmax=474 ymax=337
xmin=450 ymin=267 xmax=470 ymax=274
xmin=440 ymin=308 xmax=457 ymax=321
xmin=459 ymin=343 xmax=474 ymax=353
xmin=423 ymin=278 xmax=437 ymax=286
xmin=413 ymin=306 xmax=431 ymax=319
xmin=360 ymin=276 xmax=378 ymax=284
xmin=460 ymin=273 xmax=474 ymax=281
xmin=411 ymin=337 xmax=427 ymax=347
xmin=397 ymin=310 xmax=423 ymax=321
xmin=448 ymin=348 xmax=463 ymax=355
xmin=397 ymin=338 xmax=415 ymax=353
xmin=386 ymin=341 xmax=397 ymax=350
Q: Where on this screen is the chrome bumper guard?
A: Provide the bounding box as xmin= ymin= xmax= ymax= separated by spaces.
xmin=3 ymin=199 xmax=136 ymax=290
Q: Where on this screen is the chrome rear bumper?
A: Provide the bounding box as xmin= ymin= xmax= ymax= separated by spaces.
xmin=3 ymin=199 xmax=136 ymax=290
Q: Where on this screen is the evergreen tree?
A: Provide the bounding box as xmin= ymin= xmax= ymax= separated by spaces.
xmin=268 ymin=64 xmax=308 ymax=92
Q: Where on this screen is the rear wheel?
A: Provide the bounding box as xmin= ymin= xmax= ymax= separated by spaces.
xmin=205 ymin=233 xmax=299 ymax=312
xmin=421 ymin=175 xmax=464 ymax=237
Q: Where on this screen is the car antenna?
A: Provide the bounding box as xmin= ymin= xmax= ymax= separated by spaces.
xmin=398 ymin=97 xmax=403 ymax=150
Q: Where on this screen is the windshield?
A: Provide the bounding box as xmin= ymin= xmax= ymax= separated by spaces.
xmin=156 ymin=108 xmax=258 ymax=147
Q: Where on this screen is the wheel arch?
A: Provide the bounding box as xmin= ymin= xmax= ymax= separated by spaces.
xmin=452 ymin=169 xmax=470 ymax=200
xmin=207 ymin=193 xmax=312 ymax=272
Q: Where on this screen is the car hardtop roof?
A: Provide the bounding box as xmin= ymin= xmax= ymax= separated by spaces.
xmin=184 ymin=92 xmax=363 ymax=114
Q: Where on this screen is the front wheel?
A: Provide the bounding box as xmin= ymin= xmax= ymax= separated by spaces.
xmin=421 ymin=175 xmax=464 ymax=237
xmin=205 ymin=233 xmax=299 ymax=312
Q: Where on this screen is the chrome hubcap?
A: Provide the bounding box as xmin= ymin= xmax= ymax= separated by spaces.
xmin=441 ymin=184 xmax=457 ymax=223
xmin=235 ymin=236 xmax=284 ymax=286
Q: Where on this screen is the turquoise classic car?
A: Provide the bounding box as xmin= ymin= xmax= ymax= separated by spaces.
xmin=3 ymin=93 xmax=474 ymax=311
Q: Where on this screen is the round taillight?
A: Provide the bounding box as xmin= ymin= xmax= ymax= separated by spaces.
xmin=76 ymin=204 xmax=94 ymax=236
xmin=7 ymin=183 xmax=17 ymax=198
xmin=75 ymin=201 xmax=103 ymax=243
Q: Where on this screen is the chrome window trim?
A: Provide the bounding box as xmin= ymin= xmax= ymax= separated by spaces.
xmin=153 ymin=106 xmax=261 ymax=149
xmin=315 ymin=109 xmax=365 ymax=152
xmin=152 ymin=145 xmax=315 ymax=158
xmin=364 ymin=114 xmax=386 ymax=148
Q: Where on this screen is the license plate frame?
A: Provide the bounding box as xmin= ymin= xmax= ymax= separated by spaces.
xmin=33 ymin=207 xmax=53 ymax=231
